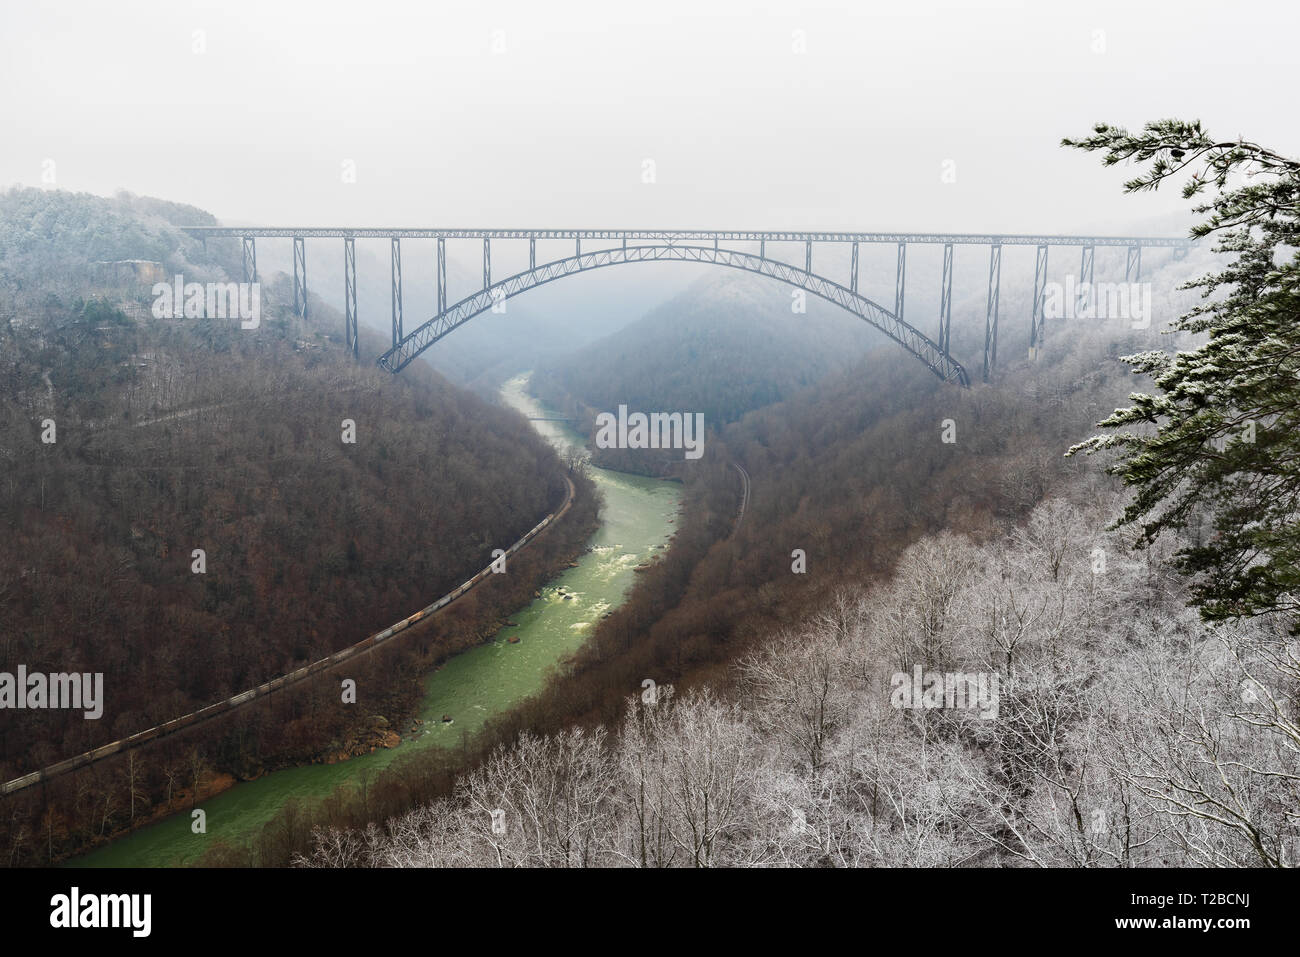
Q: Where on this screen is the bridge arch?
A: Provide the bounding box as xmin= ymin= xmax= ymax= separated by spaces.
xmin=376 ymin=244 xmax=970 ymax=385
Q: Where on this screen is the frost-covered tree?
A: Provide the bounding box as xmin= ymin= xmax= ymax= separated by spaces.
xmin=1065 ymin=121 xmax=1300 ymax=628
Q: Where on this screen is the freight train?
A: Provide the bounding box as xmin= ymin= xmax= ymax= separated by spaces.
xmin=0 ymin=477 xmax=574 ymax=796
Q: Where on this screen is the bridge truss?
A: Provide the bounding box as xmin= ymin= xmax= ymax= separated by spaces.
xmin=184 ymin=227 xmax=1194 ymax=387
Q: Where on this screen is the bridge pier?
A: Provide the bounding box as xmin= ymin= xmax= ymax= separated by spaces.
xmin=531 ymin=237 xmax=537 ymax=269
xmin=242 ymin=236 xmax=257 ymax=285
xmin=851 ymin=241 xmax=859 ymax=293
xmin=983 ymin=244 xmax=1001 ymax=382
xmin=805 ymin=240 xmax=812 ymax=273
xmin=483 ymin=238 xmax=491 ymax=288
xmin=292 ymin=237 xmax=307 ymax=320
xmin=1028 ymin=244 xmax=1049 ymax=360
xmin=939 ymin=242 xmax=953 ymax=355
xmin=894 ymin=242 xmax=907 ymax=321
xmin=344 ymin=237 xmax=358 ymax=360
xmin=1078 ymin=244 xmax=1094 ymax=317
xmin=438 ymin=238 xmax=447 ymax=313
xmin=391 ymin=237 xmax=403 ymax=347
xmin=1126 ymin=244 xmax=1142 ymax=283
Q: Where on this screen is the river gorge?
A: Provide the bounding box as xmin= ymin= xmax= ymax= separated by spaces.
xmin=71 ymin=373 xmax=681 ymax=867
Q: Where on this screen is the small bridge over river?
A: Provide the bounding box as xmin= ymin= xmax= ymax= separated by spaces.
xmin=185 ymin=228 xmax=1195 ymax=387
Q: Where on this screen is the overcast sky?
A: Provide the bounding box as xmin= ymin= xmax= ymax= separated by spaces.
xmin=3 ymin=0 xmax=1296 ymax=235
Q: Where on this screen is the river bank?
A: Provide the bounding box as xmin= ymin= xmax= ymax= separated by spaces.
xmin=70 ymin=373 xmax=681 ymax=867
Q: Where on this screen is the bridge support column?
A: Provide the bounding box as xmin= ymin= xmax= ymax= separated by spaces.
xmin=760 ymin=238 xmax=766 ymax=260
xmin=894 ymin=242 xmax=907 ymax=321
xmin=851 ymin=241 xmax=859 ymax=293
xmin=939 ymin=242 xmax=953 ymax=355
xmin=391 ymin=238 xmax=403 ymax=347
xmin=1078 ymin=244 xmax=1094 ymax=317
xmin=530 ymin=237 xmax=536 ymax=269
xmin=983 ymin=244 xmax=1001 ymax=382
xmin=1028 ymin=244 xmax=1049 ymax=360
xmin=1126 ymin=244 xmax=1142 ymax=283
xmin=805 ymin=240 xmax=812 ymax=273
xmin=483 ymin=238 xmax=491 ymax=288
xmin=242 ymin=236 xmax=257 ymax=284
xmin=292 ymin=237 xmax=307 ymax=320
xmin=437 ymin=238 xmax=447 ymax=313
xmin=344 ymin=237 xmax=358 ymax=360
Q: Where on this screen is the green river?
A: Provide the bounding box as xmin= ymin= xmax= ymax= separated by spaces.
xmin=71 ymin=373 xmax=680 ymax=867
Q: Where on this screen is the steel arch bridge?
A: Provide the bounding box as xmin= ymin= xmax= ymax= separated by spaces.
xmin=384 ymin=243 xmax=967 ymax=383
xmin=184 ymin=227 xmax=1195 ymax=387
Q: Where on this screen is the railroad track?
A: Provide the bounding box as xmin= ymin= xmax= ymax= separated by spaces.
xmin=732 ymin=463 xmax=750 ymax=535
xmin=0 ymin=473 xmax=577 ymax=797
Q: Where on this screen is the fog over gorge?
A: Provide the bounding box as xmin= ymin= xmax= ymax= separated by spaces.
xmin=0 ymin=0 xmax=1297 ymax=942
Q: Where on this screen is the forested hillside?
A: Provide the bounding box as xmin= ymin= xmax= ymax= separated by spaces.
xmin=0 ymin=188 xmax=597 ymax=862
xmin=303 ymin=482 xmax=1295 ymax=868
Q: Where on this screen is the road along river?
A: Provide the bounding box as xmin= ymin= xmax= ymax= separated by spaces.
xmin=71 ymin=373 xmax=681 ymax=867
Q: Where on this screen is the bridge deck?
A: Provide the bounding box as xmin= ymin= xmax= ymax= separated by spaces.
xmin=183 ymin=227 xmax=1193 ymax=247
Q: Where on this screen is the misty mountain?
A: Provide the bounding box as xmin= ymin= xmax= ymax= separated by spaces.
xmin=530 ymin=268 xmax=885 ymax=439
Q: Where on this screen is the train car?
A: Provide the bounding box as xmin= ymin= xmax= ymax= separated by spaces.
xmin=229 ymin=690 xmax=256 ymax=707
xmin=126 ymin=726 xmax=161 ymax=747
xmin=158 ymin=718 xmax=184 ymax=736
xmin=45 ymin=757 xmax=79 ymax=777
xmin=89 ymin=741 xmax=123 ymax=762
xmin=2 ymin=771 xmax=41 ymax=795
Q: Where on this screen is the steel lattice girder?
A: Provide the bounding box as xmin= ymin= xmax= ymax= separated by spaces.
xmin=377 ymin=244 xmax=970 ymax=386
xmin=939 ymin=243 xmax=953 ymax=355
xmin=1126 ymin=244 xmax=1142 ymax=282
xmin=292 ymin=237 xmax=307 ymax=319
xmin=1029 ymin=244 xmax=1049 ymax=350
xmin=894 ymin=242 xmax=907 ymax=323
xmin=437 ymin=237 xmax=447 ymax=313
xmin=185 ymin=226 xmax=1193 ymax=248
xmin=1078 ymin=244 xmax=1095 ymax=315
xmin=391 ymin=237 xmax=403 ymax=346
xmin=983 ymin=244 xmax=1002 ymax=382
xmin=242 ymin=236 xmax=257 ymax=284
xmin=344 ymin=238 xmax=358 ymax=359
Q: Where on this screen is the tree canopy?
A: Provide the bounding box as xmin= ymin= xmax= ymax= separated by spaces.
xmin=1066 ymin=120 xmax=1300 ymax=627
